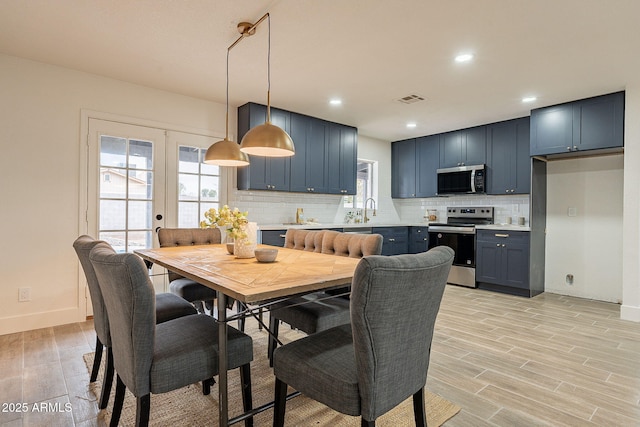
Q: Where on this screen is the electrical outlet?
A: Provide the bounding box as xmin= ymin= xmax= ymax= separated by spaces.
xmin=18 ymin=287 xmax=30 ymax=302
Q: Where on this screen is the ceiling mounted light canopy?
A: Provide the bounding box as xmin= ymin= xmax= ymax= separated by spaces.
xmin=204 ymin=41 xmax=249 ymax=166
xmin=237 ymin=13 xmax=295 ymax=157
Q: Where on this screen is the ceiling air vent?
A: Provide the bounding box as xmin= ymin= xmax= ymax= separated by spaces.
xmin=397 ymin=94 xmax=425 ymax=104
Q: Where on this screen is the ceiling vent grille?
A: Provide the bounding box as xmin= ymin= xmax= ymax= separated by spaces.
xmin=397 ymin=94 xmax=425 ymax=104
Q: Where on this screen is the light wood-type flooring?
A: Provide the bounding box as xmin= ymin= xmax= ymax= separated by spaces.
xmin=1 ymin=285 xmax=639 ymax=426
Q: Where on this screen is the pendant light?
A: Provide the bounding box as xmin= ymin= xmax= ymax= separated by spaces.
xmin=204 ymin=40 xmax=249 ymax=166
xmin=238 ymin=13 xmax=295 ymax=157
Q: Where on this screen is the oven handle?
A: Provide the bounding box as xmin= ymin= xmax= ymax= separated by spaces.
xmin=428 ymin=226 xmax=476 ymax=234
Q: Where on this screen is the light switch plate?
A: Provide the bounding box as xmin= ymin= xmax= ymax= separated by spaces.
xmin=568 ymin=207 xmax=577 ymax=217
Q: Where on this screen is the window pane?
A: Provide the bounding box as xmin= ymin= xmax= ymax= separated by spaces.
xmin=128 ymin=201 xmax=152 ymax=229
xmin=100 ymin=167 xmax=126 ymax=198
xmin=178 ymin=173 xmax=199 ymax=200
xmin=100 ymin=200 xmax=126 ymax=230
xmin=200 ymin=175 xmax=219 ymax=201
xmin=128 ymin=230 xmax=152 ymax=253
xmin=178 ymin=202 xmax=200 ymax=228
xmin=179 ymin=146 xmax=200 ymax=173
xmin=129 ymin=140 xmax=153 ymax=170
xmin=99 ymin=231 xmax=126 ymax=253
xmin=100 ymin=135 xmax=127 ymax=167
xmin=200 ymin=148 xmax=219 ymax=175
xmin=129 ymin=171 xmax=153 ymax=200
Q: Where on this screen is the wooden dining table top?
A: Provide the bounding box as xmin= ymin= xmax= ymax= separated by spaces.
xmin=134 ymin=244 xmax=362 ymax=304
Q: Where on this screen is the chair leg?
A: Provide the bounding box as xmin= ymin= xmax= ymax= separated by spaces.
xmin=99 ymin=347 xmax=114 ymax=409
xmin=136 ymin=394 xmax=151 ymax=427
xmin=237 ymin=301 xmax=246 ymax=332
xmin=258 ymin=307 xmax=263 ymax=330
xmin=90 ymin=336 xmax=103 ymax=382
xmin=202 ymin=378 xmax=215 ymax=395
xmin=240 ymin=364 xmax=253 ymax=427
xmin=273 ymin=377 xmax=288 ymax=427
xmin=361 ymin=419 xmax=375 ymax=427
xmin=413 ymin=387 xmax=427 ymax=427
xmin=110 ymin=375 xmax=126 ymax=427
xmin=267 ymin=316 xmax=280 ymax=367
xmin=194 ymin=300 xmax=205 ymax=314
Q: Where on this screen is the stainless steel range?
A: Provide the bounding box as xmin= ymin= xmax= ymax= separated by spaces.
xmin=427 ymin=207 xmax=494 ymax=288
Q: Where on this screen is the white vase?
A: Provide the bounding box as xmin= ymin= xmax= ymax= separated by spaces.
xmin=234 ymin=222 xmax=257 ymax=258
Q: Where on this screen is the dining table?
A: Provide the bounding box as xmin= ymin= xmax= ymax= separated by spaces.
xmin=134 ymin=243 xmax=361 ymax=426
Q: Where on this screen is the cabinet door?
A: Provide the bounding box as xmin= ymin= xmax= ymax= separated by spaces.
xmin=288 ymin=113 xmax=310 ymax=192
xmin=326 ymin=123 xmax=357 ymax=195
xmin=339 ymin=125 xmax=357 ymax=195
xmin=503 ymin=242 xmax=530 ymax=289
xmin=463 ymin=126 xmax=486 ymax=165
xmin=487 ymin=118 xmax=530 ymax=195
xmin=475 ymin=240 xmax=502 ymax=284
xmin=307 ymin=119 xmax=330 ymax=193
xmin=416 ymin=135 xmax=439 ymax=197
xmin=260 ymin=230 xmax=287 ymax=247
xmin=530 ymin=104 xmax=574 ymax=156
xmin=409 ymin=227 xmax=429 ymax=254
xmin=439 ymin=131 xmax=463 ymax=168
xmin=391 ymin=139 xmax=417 ymax=198
xmin=513 ymin=118 xmax=531 ymax=194
xmin=267 ymin=108 xmax=291 ymax=191
xmin=575 ymin=91 xmax=624 ymax=151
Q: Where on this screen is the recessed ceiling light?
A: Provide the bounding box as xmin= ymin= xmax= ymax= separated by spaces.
xmin=406 ymin=122 xmax=417 ymax=128
xmin=329 ymin=99 xmax=342 ymax=106
xmin=455 ymin=53 xmax=474 ymax=63
xmin=522 ymin=96 xmax=537 ymax=103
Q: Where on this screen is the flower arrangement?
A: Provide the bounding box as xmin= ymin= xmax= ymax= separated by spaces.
xmin=200 ymin=205 xmax=249 ymax=240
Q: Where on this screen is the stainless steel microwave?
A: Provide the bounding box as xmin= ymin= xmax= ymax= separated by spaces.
xmin=437 ymin=164 xmax=486 ymax=195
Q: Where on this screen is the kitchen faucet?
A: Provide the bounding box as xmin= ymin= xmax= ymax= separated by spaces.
xmin=364 ymin=198 xmax=376 ymax=223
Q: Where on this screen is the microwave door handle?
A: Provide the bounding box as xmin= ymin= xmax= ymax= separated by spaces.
xmin=470 ymin=169 xmax=476 ymax=193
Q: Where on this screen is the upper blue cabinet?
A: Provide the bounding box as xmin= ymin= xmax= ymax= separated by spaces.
xmin=530 ymin=91 xmax=624 ymax=157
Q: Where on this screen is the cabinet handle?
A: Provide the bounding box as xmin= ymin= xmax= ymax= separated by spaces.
xmin=389 ymin=238 xmax=396 ymax=242
xmin=495 ymin=233 xmax=509 ymax=238
xmin=496 ymin=243 xmax=500 ymax=247
xmin=423 ymin=238 xmax=428 ymax=241
xmin=502 ymin=244 xmax=506 ymax=247
xmin=573 ymin=146 xmax=578 ymax=151
xmin=279 ymin=234 xmax=286 ymax=238
xmin=567 ymin=146 xmax=571 ymax=151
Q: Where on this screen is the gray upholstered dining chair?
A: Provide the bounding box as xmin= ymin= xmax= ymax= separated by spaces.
xmin=89 ymin=242 xmax=254 ymax=427
xmin=267 ymin=229 xmax=383 ymax=365
xmin=157 ymin=227 xmax=221 ymax=315
xmin=272 ymin=246 xmax=454 ymax=427
xmin=73 ymin=235 xmax=198 ymax=410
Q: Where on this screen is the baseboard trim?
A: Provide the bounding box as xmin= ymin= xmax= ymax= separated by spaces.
xmin=620 ymin=304 xmax=640 ymax=322
xmin=0 ymin=308 xmax=83 ymax=335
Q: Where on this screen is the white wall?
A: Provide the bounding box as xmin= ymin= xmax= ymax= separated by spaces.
xmin=545 ymin=155 xmax=624 ymax=302
xmin=0 ymin=54 xmax=228 ymax=335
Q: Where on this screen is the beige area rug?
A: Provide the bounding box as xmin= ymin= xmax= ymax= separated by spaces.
xmin=84 ymin=319 xmax=460 ymax=426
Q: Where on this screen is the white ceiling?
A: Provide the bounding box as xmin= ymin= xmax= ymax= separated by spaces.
xmin=1 ymin=0 xmax=638 ymax=141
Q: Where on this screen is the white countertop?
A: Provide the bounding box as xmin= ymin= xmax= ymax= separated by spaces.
xmin=476 ymin=224 xmax=531 ymax=232
xmin=258 ymin=222 xmax=429 ymax=231
xmin=259 ymin=222 xmax=531 ymax=231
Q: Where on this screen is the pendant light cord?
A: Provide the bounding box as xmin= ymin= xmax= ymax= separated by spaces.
xmin=266 ymin=13 xmax=271 ymax=123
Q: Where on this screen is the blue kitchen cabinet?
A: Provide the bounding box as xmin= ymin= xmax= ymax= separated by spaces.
xmin=530 ymin=91 xmax=624 ymax=156
xmin=487 ymin=117 xmax=531 ymax=195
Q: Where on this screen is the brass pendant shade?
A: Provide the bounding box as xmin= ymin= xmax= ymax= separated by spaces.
xmin=204 ymin=137 xmax=249 ymax=166
xmin=240 ymin=121 xmax=295 ymax=157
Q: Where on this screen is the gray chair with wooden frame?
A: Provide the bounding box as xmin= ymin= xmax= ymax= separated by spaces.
xmin=73 ymin=235 xmax=198 ymax=410
xmin=157 ymin=227 xmax=221 ymax=315
xmin=272 ymin=246 xmax=454 ymax=427
xmin=89 ymin=242 xmax=254 ymax=427
xmin=267 ymin=229 xmax=383 ymax=365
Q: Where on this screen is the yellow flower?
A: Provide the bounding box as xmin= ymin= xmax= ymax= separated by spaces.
xmin=200 ymin=205 xmax=249 ymax=240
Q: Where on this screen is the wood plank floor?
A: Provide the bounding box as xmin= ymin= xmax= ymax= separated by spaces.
xmin=1 ymin=285 xmax=639 ymax=426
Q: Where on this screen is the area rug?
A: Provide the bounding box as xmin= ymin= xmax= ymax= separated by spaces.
xmin=84 ymin=320 xmax=460 ymax=426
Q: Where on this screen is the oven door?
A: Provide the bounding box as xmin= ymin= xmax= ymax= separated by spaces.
xmin=428 ymin=228 xmax=476 ymax=267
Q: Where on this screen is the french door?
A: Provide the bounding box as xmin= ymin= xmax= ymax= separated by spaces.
xmin=87 ymin=119 xmax=223 ymax=299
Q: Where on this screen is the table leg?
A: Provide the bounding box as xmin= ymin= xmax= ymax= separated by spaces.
xmin=218 ymin=293 xmax=228 ymax=426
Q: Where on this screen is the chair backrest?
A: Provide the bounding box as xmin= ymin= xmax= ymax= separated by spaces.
xmin=283 ymin=229 xmax=325 ymax=252
xmin=73 ymin=235 xmax=112 ymax=347
xmin=349 ymin=246 xmax=454 ymax=421
xmin=321 ymin=231 xmax=383 ymax=258
xmin=157 ymin=227 xmax=221 ymax=282
xmin=90 ymin=242 xmax=156 ymax=397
